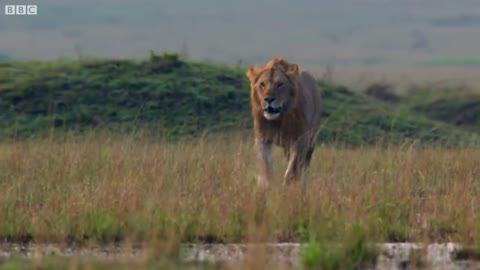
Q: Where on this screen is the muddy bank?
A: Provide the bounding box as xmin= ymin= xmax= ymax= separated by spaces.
xmin=1 ymin=242 xmax=479 ymax=269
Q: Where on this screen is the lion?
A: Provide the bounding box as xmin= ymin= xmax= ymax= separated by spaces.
xmin=246 ymin=57 xmax=322 ymax=189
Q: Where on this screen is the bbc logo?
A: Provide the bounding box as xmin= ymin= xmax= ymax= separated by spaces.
xmin=5 ymin=5 xmax=38 ymax=15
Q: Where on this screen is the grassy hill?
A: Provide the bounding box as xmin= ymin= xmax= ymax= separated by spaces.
xmin=0 ymin=52 xmax=479 ymax=147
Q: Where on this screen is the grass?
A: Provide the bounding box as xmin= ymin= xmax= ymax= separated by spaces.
xmin=0 ymin=52 xmax=250 ymax=140
xmin=0 ymin=132 xmax=479 ymax=269
xmin=1 ymin=53 xmax=480 ymax=268
xmin=0 ymin=52 xmax=479 ymax=148
xmin=301 ymin=224 xmax=378 ymax=270
xmin=0 ymin=256 xmax=226 ymax=270
xmin=405 ymin=84 xmax=480 ymax=132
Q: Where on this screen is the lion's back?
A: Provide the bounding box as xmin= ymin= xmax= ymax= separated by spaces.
xmin=298 ymin=71 xmax=322 ymax=131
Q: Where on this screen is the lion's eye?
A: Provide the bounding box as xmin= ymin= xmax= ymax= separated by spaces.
xmin=259 ymin=82 xmax=265 ymax=89
xmin=277 ymin=82 xmax=284 ymax=88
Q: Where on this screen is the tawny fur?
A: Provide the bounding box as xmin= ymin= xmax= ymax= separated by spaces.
xmin=246 ymin=57 xmax=322 ymax=188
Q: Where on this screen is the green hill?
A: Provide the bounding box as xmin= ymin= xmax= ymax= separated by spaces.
xmin=0 ymin=52 xmax=479 ymax=147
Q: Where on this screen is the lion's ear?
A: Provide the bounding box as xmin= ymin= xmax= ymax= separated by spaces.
xmin=246 ymin=65 xmax=261 ymax=82
xmin=287 ymin=64 xmax=300 ymax=77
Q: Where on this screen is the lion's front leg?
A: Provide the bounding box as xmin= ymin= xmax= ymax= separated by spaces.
xmin=283 ymin=140 xmax=311 ymax=186
xmin=283 ymin=147 xmax=302 ymax=185
xmin=255 ymin=138 xmax=273 ymax=190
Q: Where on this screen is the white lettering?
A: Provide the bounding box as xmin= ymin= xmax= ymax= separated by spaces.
xmin=27 ymin=5 xmax=37 ymax=15
xmin=5 ymin=5 xmax=15 ymax=15
xmin=4 ymin=5 xmax=38 ymax=16
xmin=16 ymin=5 xmax=26 ymax=15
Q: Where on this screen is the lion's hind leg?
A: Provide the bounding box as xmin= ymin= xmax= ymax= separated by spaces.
xmin=304 ymin=147 xmax=314 ymax=169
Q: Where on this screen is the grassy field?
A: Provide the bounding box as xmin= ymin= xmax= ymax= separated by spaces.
xmin=1 ymin=53 xmax=480 ymax=269
xmin=0 ymin=133 xmax=479 ymax=269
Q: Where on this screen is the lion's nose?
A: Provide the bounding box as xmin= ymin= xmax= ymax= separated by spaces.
xmin=264 ymin=97 xmax=275 ymax=103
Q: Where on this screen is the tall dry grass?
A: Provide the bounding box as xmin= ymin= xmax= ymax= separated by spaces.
xmin=0 ymin=132 xmax=479 ymax=249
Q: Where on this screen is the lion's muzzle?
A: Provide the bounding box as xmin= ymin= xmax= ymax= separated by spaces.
xmin=264 ymin=106 xmax=281 ymax=114
xmin=263 ymin=105 xmax=282 ymax=120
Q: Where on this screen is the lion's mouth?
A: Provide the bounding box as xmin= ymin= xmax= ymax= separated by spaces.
xmin=264 ymin=106 xmax=282 ymax=114
xmin=263 ymin=106 xmax=282 ymax=120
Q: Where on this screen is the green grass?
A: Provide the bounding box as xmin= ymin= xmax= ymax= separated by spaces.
xmin=301 ymin=224 xmax=378 ymax=270
xmin=405 ymin=84 xmax=480 ymax=132
xmin=0 ymin=52 xmax=479 ymax=147
xmin=0 ymin=52 xmax=250 ymax=140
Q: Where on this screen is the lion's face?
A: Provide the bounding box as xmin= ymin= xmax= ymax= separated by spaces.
xmin=253 ymin=72 xmax=294 ymax=120
xmin=246 ymin=58 xmax=299 ymax=121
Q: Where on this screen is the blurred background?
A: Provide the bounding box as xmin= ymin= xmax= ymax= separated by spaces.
xmin=2 ymin=0 xmax=480 ymax=85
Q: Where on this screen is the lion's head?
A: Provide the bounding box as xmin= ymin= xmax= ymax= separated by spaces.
xmin=246 ymin=57 xmax=300 ymax=120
